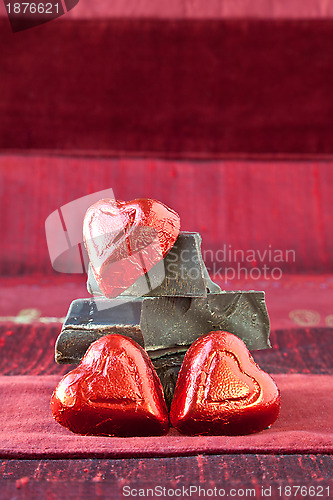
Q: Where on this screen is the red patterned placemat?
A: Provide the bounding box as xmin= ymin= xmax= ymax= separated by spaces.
xmin=0 ymin=374 xmax=331 ymax=458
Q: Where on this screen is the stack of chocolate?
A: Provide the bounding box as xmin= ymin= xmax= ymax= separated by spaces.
xmin=55 ymin=199 xmax=271 ymax=408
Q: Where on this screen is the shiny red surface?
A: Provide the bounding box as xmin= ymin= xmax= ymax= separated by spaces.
xmin=170 ymin=331 xmax=281 ymax=436
xmin=83 ymin=198 xmax=180 ymax=297
xmin=51 ymin=334 xmax=169 ymax=437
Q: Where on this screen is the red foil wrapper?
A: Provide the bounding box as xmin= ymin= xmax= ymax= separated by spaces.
xmin=83 ymin=198 xmax=180 ymax=297
xmin=51 ymin=334 xmax=169 ymax=437
xmin=170 ymin=331 xmax=281 ymax=436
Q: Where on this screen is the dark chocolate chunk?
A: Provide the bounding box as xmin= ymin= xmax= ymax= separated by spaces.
xmin=55 ymin=298 xmax=144 ymax=364
xmin=202 ymin=261 xmax=221 ymax=293
xmin=55 ymin=291 xmax=270 ymax=364
xmin=140 ymin=292 xmax=271 ymax=356
xmin=152 ymin=353 xmax=185 ymax=410
xmin=86 ymin=232 xmax=219 ymax=298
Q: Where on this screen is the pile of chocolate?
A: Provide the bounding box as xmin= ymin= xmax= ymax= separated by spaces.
xmin=52 ymin=198 xmax=280 ymax=437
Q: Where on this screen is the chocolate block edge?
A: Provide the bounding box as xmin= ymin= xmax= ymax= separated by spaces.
xmin=140 ymin=291 xmax=271 ymax=353
xmin=55 ymin=325 xmax=143 ymax=364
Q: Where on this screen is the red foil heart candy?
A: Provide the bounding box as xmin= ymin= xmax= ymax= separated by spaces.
xmin=170 ymin=331 xmax=281 ymax=435
xmin=51 ymin=334 xmax=169 ymax=436
xmin=83 ymin=198 xmax=180 ymax=298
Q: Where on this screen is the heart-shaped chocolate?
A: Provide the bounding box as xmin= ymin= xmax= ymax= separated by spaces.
xmin=170 ymin=331 xmax=280 ymax=435
xmin=83 ymin=198 xmax=180 ymax=298
xmin=51 ymin=334 xmax=169 ymax=436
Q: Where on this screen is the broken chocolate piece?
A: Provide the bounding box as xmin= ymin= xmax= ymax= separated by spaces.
xmin=140 ymin=292 xmax=270 ymax=356
xmin=55 ymin=291 xmax=270 ymax=365
xmin=55 ymin=298 xmax=144 ymax=364
xmin=152 ymin=353 xmax=185 ymax=410
xmin=202 ymin=261 xmax=221 ymax=293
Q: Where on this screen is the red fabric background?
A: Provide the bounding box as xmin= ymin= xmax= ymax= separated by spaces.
xmin=1 ymin=16 xmax=333 ymax=156
xmin=0 ymin=157 xmax=332 ymax=276
xmin=0 ymin=1 xmax=332 ymax=488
